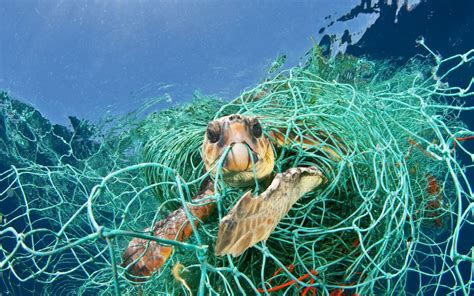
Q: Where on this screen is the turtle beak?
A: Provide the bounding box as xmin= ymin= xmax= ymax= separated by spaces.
xmin=224 ymin=142 xmax=259 ymax=172
xmin=203 ymin=114 xmax=275 ymax=186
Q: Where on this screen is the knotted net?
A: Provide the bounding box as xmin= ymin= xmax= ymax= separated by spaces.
xmin=0 ymin=42 xmax=473 ymax=295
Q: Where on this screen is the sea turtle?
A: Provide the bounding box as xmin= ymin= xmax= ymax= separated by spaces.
xmin=121 ymin=113 xmax=341 ymax=279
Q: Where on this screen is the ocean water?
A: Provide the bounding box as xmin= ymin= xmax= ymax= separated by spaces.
xmin=0 ymin=0 xmax=473 ymax=295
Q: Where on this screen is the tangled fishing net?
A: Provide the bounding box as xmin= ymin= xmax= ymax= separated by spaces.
xmin=0 ymin=41 xmax=473 ymax=295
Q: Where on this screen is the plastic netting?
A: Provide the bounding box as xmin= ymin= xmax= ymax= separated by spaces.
xmin=0 ymin=41 xmax=473 ymax=295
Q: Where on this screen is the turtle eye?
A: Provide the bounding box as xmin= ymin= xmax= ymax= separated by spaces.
xmin=207 ymin=123 xmax=221 ymax=143
xmin=252 ymin=121 xmax=262 ymax=138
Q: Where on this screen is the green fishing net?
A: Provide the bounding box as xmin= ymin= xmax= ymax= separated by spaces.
xmin=0 ymin=41 xmax=473 ymax=295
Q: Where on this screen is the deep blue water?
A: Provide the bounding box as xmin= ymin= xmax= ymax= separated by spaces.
xmin=0 ymin=0 xmax=473 ymax=295
xmin=1 ymin=0 xmax=361 ymax=125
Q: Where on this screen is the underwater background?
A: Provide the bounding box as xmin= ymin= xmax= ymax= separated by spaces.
xmin=0 ymin=0 xmax=473 ymax=295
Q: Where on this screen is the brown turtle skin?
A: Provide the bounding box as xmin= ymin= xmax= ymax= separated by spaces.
xmin=215 ymin=166 xmax=326 ymax=257
xmin=121 ymin=112 xmax=345 ymax=280
xmin=121 ymin=115 xmax=276 ymax=280
xmin=121 ymin=181 xmax=215 ymax=280
xmin=203 ymin=114 xmax=275 ymax=187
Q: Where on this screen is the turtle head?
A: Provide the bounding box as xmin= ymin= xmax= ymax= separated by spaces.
xmin=202 ymin=114 xmax=275 ymax=187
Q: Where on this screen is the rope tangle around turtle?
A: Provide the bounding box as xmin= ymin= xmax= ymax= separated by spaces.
xmin=0 ymin=42 xmax=473 ymax=295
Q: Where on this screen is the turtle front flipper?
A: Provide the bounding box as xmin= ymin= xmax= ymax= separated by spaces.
xmin=122 ymin=181 xmax=215 ymax=280
xmin=215 ymin=167 xmax=326 ymax=257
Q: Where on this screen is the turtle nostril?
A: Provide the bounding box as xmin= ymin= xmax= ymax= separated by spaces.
xmin=229 ymin=114 xmax=241 ymax=121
